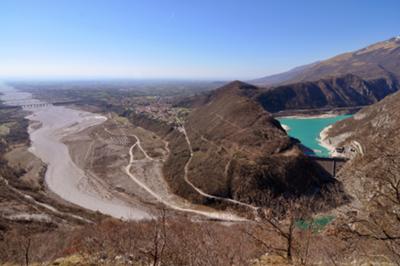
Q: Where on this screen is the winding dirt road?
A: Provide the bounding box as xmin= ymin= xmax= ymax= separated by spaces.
xmin=124 ymin=134 xmax=247 ymax=221
xmin=179 ymin=125 xmax=259 ymax=213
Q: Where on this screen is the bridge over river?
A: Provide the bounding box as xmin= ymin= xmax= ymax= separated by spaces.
xmin=0 ymin=98 xmax=81 ymax=109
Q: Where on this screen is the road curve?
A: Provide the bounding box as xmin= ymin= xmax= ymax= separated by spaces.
xmin=124 ymin=136 xmax=248 ymax=222
xmin=180 ymin=125 xmax=259 ymax=213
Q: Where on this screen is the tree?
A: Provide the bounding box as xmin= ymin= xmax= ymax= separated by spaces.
xmin=21 ymin=237 xmax=31 ymax=266
xmin=342 ymin=144 xmax=400 ymax=264
xmin=245 ymin=197 xmax=313 ymax=263
xmin=150 ymin=208 xmax=167 ymax=266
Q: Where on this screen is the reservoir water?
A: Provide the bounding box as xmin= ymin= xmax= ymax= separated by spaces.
xmin=277 ymin=115 xmax=352 ymax=157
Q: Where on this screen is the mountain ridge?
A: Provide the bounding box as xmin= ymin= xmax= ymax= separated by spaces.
xmin=251 ymin=36 xmax=400 ymax=86
xmin=162 ymin=81 xmax=340 ymax=210
xmin=256 ymin=73 xmax=399 ymax=113
xmin=249 ymin=37 xmax=400 ymax=112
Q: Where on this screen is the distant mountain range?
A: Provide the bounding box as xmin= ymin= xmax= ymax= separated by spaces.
xmin=252 ymin=36 xmax=400 ymax=86
xmin=250 ymin=61 xmax=320 ymax=87
xmin=250 ymin=37 xmax=400 ymax=112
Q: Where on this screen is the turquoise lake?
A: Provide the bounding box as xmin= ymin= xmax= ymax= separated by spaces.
xmin=277 ymin=115 xmax=352 ymax=157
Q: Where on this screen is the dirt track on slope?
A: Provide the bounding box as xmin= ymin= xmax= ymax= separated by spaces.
xmin=65 ymin=113 xmax=248 ymax=221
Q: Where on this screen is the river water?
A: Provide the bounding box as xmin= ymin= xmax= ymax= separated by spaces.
xmin=0 ymin=83 xmax=151 ymax=220
xmin=278 ymin=115 xmax=352 ymax=157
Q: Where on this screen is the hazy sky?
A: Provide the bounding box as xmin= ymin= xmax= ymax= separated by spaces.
xmin=1 ymin=0 xmax=399 ymax=80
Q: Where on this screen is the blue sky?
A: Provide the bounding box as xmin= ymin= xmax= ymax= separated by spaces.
xmin=1 ymin=0 xmax=399 ymax=80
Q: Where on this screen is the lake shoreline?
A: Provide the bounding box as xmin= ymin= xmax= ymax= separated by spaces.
xmin=318 ymin=125 xmax=336 ymax=157
xmin=276 ymin=113 xmax=338 ymax=119
xmin=277 ymin=114 xmax=352 ymax=157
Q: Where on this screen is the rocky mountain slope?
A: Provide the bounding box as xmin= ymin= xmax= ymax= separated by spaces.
xmin=324 ymin=90 xmax=400 ymax=257
xmin=250 ymin=61 xmax=319 ymax=87
xmin=163 ymin=81 xmax=339 ymax=209
xmin=326 ymin=89 xmax=400 ymax=156
xmin=257 ymin=73 xmax=398 ymax=112
xmin=252 ymin=37 xmax=400 ymax=112
xmin=254 ymin=37 xmax=400 ymax=86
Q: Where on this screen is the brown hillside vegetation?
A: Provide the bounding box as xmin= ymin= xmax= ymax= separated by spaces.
xmin=3 ymin=85 xmax=400 ymax=264
xmin=0 ymin=211 xmax=351 ymax=266
xmin=163 ymin=81 xmax=341 ymax=210
xmin=325 ymin=90 xmax=400 ymax=263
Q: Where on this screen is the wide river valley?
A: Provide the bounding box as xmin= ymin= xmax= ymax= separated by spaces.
xmin=0 ymin=83 xmax=151 ymax=220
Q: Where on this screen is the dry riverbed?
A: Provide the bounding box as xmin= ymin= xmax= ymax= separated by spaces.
xmin=1 ymin=84 xmax=250 ymax=222
xmin=27 ymin=106 xmax=154 ymax=220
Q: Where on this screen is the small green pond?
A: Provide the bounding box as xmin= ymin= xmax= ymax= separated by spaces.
xmin=295 ymin=215 xmax=335 ymax=232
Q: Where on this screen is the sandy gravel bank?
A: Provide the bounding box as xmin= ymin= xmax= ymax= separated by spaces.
xmin=27 ymin=106 xmax=152 ymax=220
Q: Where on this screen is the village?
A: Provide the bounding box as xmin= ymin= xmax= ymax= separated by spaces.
xmin=129 ymin=96 xmax=190 ymax=125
